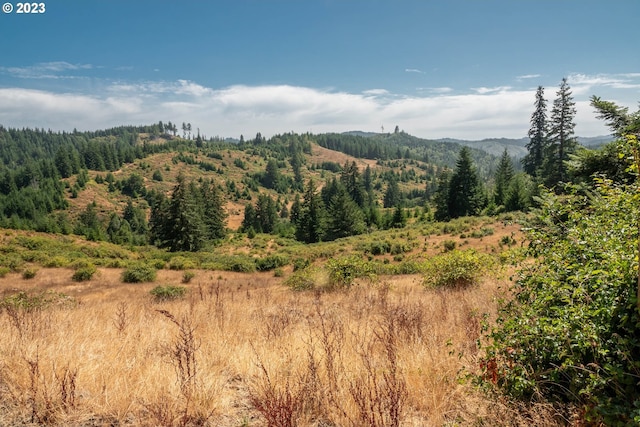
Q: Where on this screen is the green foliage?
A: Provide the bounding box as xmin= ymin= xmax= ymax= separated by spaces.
xmin=0 ymin=266 xmax=10 ymax=277
xmin=150 ymin=285 xmax=187 ymax=301
xmin=21 ymin=267 xmax=38 ymax=280
xmin=326 ymin=255 xmax=376 ymax=289
xmin=422 ymin=249 xmax=490 ymax=288
xmin=442 ymin=240 xmax=457 ymax=252
xmin=1 ymin=291 xmax=72 ymax=311
xmin=121 ymin=263 xmax=157 ymax=283
xmin=485 ymin=182 xmax=640 ymax=424
xmin=255 ymin=254 xmax=289 ymax=271
xmin=168 ymin=256 xmax=197 ymax=271
xmin=284 ymin=267 xmax=322 ymax=291
xmin=72 ymin=262 xmax=97 ymax=282
xmin=181 ymin=271 xmax=195 ymax=283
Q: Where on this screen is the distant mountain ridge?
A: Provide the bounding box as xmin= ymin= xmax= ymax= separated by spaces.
xmin=343 ymin=131 xmax=614 ymax=159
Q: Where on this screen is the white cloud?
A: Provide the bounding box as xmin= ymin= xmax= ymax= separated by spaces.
xmin=517 ymin=74 xmax=541 ymax=80
xmin=1 ymin=61 xmax=94 ymax=79
xmin=405 ymin=68 xmax=424 ymax=74
xmin=2 ymin=75 xmax=633 ymax=140
xmin=472 ymin=86 xmax=512 ymax=95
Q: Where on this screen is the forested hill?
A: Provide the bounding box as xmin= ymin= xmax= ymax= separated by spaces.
xmin=0 ymin=123 xmax=503 ymax=237
xmin=320 ymin=131 xmax=499 ymax=177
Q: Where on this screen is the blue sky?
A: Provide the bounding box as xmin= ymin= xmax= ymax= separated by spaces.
xmin=1 ymin=0 xmax=639 ymax=139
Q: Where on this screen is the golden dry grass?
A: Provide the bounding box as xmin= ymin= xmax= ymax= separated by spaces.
xmin=0 ymin=262 xmax=568 ymax=427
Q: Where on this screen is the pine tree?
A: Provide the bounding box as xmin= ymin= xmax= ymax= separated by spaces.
xmin=295 ymin=179 xmax=326 ymax=243
xmin=433 ymin=170 xmax=451 ymax=221
xmin=326 ymin=184 xmax=366 ymax=240
xmin=200 ymin=179 xmax=227 ymax=241
xmin=340 ymin=161 xmax=365 ymax=207
xmin=523 ymin=86 xmax=548 ymax=176
xmin=494 ymin=149 xmax=515 ymax=207
xmin=166 ymin=175 xmax=206 ymax=252
xmin=383 ymin=175 xmax=402 ymax=208
xmin=447 ymin=147 xmax=486 ymax=218
xmin=544 ymin=78 xmax=577 ymax=188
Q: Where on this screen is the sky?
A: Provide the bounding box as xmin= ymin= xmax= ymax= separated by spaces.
xmin=0 ymin=0 xmax=639 ymax=140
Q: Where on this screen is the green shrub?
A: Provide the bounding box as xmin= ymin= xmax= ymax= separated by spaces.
xmin=255 ymin=254 xmax=289 ymax=271
xmin=168 ymin=256 xmax=196 ymax=270
xmin=284 ymin=267 xmax=321 ymax=291
xmin=122 ymin=263 xmax=157 ymax=283
xmin=442 ymin=240 xmax=457 ymax=252
xmin=43 ymin=256 xmax=70 ymax=268
xmin=150 ymin=285 xmax=187 ymax=301
xmin=422 ymin=249 xmax=489 ymax=288
xmin=485 ymin=183 xmax=640 ymax=424
xmin=292 ymin=257 xmax=310 ymax=272
xmin=326 ymin=255 xmax=376 ymax=289
xmin=22 ymin=268 xmax=38 ymax=280
xmin=182 ymin=271 xmax=195 ymax=283
xmin=273 ymin=268 xmax=284 ymax=277
xmin=72 ymin=262 xmax=97 ymax=282
xmin=1 ymin=291 xmax=73 ymax=311
xmin=0 ymin=267 xmax=10 ymax=278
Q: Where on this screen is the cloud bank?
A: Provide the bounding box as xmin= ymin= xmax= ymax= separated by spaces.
xmin=0 ymin=72 xmax=638 ymax=140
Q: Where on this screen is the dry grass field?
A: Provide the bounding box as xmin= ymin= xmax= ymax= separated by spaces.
xmin=0 ymin=264 xmax=564 ymax=426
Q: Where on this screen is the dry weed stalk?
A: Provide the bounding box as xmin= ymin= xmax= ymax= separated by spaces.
xmin=248 ymin=347 xmax=306 ymax=427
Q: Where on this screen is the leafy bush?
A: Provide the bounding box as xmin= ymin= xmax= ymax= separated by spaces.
xmin=326 ymin=255 xmax=376 ymax=289
xmin=422 ymin=249 xmax=490 ymax=288
xmin=121 ymin=263 xmax=157 ymax=283
xmin=182 ymin=271 xmax=195 ymax=283
xmin=150 ymin=285 xmax=187 ymax=301
xmin=1 ymin=291 xmax=73 ymax=311
xmin=72 ymin=262 xmax=97 ymax=282
xmin=22 ymin=268 xmax=38 ymax=280
xmin=292 ymin=257 xmax=310 ymax=272
xmin=485 ymin=183 xmax=640 ymax=424
xmin=255 ymin=254 xmax=289 ymax=271
xmin=442 ymin=240 xmax=457 ymax=252
xmin=168 ymin=256 xmax=196 ymax=270
xmin=0 ymin=267 xmax=10 ymax=278
xmin=284 ymin=267 xmax=322 ymax=291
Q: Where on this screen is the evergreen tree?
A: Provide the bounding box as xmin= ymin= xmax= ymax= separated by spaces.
xmin=494 ymin=149 xmax=515 ymax=207
xmin=340 ymin=161 xmax=365 ymax=207
xmin=200 ymin=179 xmax=227 ymax=241
xmin=447 ymin=147 xmax=486 ymax=218
xmin=325 ymin=184 xmax=366 ymax=240
xmin=166 ymin=175 xmax=207 ymax=252
xmin=254 ymin=193 xmax=278 ymax=234
xmin=544 ymin=78 xmax=577 ymax=188
xmin=241 ymin=203 xmax=257 ymax=232
xmin=523 ymin=85 xmax=548 ymax=177
xmin=433 ymin=170 xmax=452 ymax=221
xmin=383 ymin=175 xmax=402 ymax=208
xmin=295 ymin=179 xmax=326 ymax=243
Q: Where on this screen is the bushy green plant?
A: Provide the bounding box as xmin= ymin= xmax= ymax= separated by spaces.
xmin=182 ymin=271 xmax=195 ymax=283
xmin=284 ymin=267 xmax=322 ymax=291
xmin=485 ymin=183 xmax=640 ymax=424
xmin=326 ymin=255 xmax=376 ymax=289
xmin=168 ymin=256 xmax=196 ymax=271
xmin=1 ymin=291 xmax=73 ymax=311
xmin=150 ymin=285 xmax=187 ymax=301
xmin=0 ymin=267 xmax=10 ymax=278
xmin=255 ymin=254 xmax=289 ymax=271
xmin=121 ymin=263 xmax=157 ymax=283
xmin=422 ymin=249 xmax=490 ymax=288
xmin=22 ymin=268 xmax=38 ymax=280
xmin=442 ymin=240 xmax=457 ymax=252
xmin=72 ymin=262 xmax=97 ymax=282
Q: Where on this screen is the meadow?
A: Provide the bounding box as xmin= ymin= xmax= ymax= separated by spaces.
xmin=0 ymin=220 xmax=567 ymax=427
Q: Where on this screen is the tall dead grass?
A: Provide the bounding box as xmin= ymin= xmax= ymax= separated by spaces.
xmin=0 ymin=271 xmax=562 ymax=426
